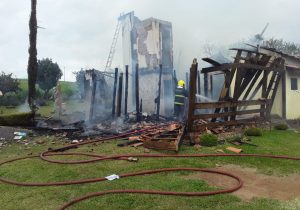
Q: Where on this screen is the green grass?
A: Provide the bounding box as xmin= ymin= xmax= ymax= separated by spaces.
xmin=0 ymin=130 xmax=299 ymax=210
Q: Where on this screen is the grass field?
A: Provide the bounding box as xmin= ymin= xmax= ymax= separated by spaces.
xmin=0 ymin=129 xmax=300 ymax=210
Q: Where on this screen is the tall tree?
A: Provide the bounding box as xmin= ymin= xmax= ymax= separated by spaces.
xmin=27 ymin=0 xmax=38 ymax=112
xmin=263 ymin=38 xmax=300 ymax=56
xmin=37 ymin=58 xmax=62 ymax=98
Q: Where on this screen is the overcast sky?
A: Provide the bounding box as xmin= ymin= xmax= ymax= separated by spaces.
xmin=1 ymin=0 xmax=300 ymax=81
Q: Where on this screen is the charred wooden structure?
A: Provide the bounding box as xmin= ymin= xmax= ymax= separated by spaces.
xmin=187 ymin=49 xmax=285 ymax=134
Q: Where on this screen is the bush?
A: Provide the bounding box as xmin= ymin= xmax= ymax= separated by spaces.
xmin=0 ymin=112 xmax=34 ymax=126
xmin=245 ymin=127 xmax=263 ymax=136
xmin=274 ymin=123 xmax=288 ymax=130
xmin=0 ymin=91 xmax=27 ymax=106
xmin=200 ymin=133 xmax=218 ymax=147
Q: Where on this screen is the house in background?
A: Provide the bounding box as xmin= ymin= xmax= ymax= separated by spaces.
xmin=258 ymin=47 xmax=300 ymax=120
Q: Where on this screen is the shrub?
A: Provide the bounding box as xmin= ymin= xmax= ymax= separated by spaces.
xmin=245 ymin=127 xmax=263 ymax=136
xmin=274 ymin=123 xmax=288 ymax=130
xmin=200 ymin=133 xmax=218 ymax=147
xmin=0 ymin=112 xmax=34 ymax=126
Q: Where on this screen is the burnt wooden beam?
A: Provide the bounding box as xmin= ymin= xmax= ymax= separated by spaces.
xmin=212 ymin=50 xmax=242 ymax=122
xmin=187 ymin=63 xmax=198 ymax=133
xmin=197 ymin=70 xmax=201 ymax=95
xmin=117 ymin=72 xmax=123 ymax=117
xmin=202 ymin=63 xmax=284 ymax=74
xmin=202 ymin=57 xmax=221 ymax=66
xmin=242 ymin=70 xmax=262 ymax=100
xmin=193 ymin=108 xmax=265 ymax=120
xmin=193 ymin=117 xmax=265 ymax=130
xmin=135 ymin=64 xmax=140 ymax=122
xmin=156 ymin=64 xmax=163 ymax=121
xmin=89 ymin=70 xmax=97 ymax=122
xmin=124 ymin=65 xmax=129 ymax=116
xmin=194 ymin=99 xmax=269 ymax=109
xmin=204 ymin=72 xmax=208 ymax=97
xmin=112 ymin=68 xmax=118 ymax=117
xmin=233 ymin=52 xmax=252 ymax=100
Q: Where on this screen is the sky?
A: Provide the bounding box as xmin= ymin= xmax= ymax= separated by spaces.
xmin=1 ymin=0 xmax=300 ymax=81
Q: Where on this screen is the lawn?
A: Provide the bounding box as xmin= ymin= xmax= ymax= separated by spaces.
xmin=0 ymin=129 xmax=299 ymax=210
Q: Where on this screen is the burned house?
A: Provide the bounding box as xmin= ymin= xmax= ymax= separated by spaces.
xmin=121 ymin=12 xmax=174 ymax=115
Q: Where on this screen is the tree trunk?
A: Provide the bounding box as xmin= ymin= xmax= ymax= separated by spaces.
xmin=27 ymin=0 xmax=38 ymax=113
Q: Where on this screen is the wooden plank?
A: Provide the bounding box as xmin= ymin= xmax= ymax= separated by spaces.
xmin=194 ymin=99 xmax=268 ymax=109
xmin=116 ymin=73 xmax=123 ymax=117
xmin=193 ymin=117 xmax=265 ymax=131
xmin=202 ymin=63 xmax=284 ymax=74
xmin=187 ymin=63 xmax=198 ymax=133
xmin=112 ymin=68 xmax=118 ymax=117
xmin=193 ymin=108 xmax=265 ymax=120
xmin=135 ymin=64 xmax=140 ymax=121
xmin=202 ymin=58 xmax=221 ymax=66
xmin=124 ymin=65 xmax=129 ymax=116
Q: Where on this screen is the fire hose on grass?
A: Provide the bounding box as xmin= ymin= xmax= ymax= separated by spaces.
xmin=0 ymin=124 xmax=299 ymax=210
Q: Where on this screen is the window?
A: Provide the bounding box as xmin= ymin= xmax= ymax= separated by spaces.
xmin=291 ymin=78 xmax=298 ymax=90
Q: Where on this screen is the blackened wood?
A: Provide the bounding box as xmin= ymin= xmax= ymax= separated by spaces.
xmin=135 ymin=64 xmax=140 ymax=121
xmin=212 ymin=50 xmax=242 ymax=122
xmin=204 ymin=73 xmax=208 ymax=97
xmin=202 ymin=58 xmax=221 ymax=66
xmin=210 ymin=73 xmax=213 ymax=98
xmin=156 ymin=64 xmax=163 ymax=121
xmin=124 ymin=65 xmax=129 ymax=116
xmin=89 ymin=71 xmax=97 ymax=122
xmin=112 ymin=68 xmax=118 ymax=117
xmin=193 ymin=117 xmax=265 ymax=130
xmin=197 ymin=70 xmax=201 ymax=95
xmin=140 ymin=98 xmax=143 ymax=113
xmin=187 ymin=63 xmax=198 ymax=133
xmin=193 ymin=108 xmax=265 ymax=120
xmin=194 ymin=99 xmax=269 ymax=109
xmin=202 ymin=63 xmax=284 ymax=74
xmin=117 ymin=73 xmax=123 ymax=117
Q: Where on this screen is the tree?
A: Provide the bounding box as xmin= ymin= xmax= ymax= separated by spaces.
xmin=263 ymin=38 xmax=300 ymax=56
xmin=0 ymin=72 xmax=20 ymax=96
xmin=27 ymin=0 xmax=38 ymax=112
xmin=37 ymin=58 xmax=62 ymax=98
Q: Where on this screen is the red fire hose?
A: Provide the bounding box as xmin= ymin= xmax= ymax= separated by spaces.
xmin=0 ymin=124 xmax=299 ymax=209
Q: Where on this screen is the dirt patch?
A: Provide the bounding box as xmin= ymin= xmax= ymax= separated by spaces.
xmin=185 ymin=164 xmax=300 ymax=201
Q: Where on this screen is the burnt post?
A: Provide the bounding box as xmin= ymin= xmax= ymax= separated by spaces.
xmin=156 ymin=64 xmax=163 ymax=121
xmin=187 ymin=62 xmax=198 ymax=135
xmin=197 ymin=70 xmax=201 ymax=95
xmin=112 ymin=68 xmax=118 ymax=117
xmin=135 ymin=64 xmax=140 ymax=121
xmin=89 ymin=70 xmax=97 ymax=122
xmin=204 ymin=72 xmax=208 ymax=97
xmin=124 ymin=65 xmax=129 ymax=116
xmin=117 ymin=73 xmax=123 ymax=117
xmin=210 ymin=73 xmax=213 ymax=98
